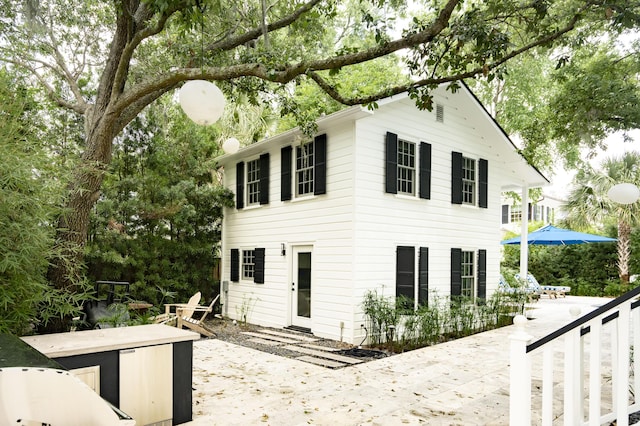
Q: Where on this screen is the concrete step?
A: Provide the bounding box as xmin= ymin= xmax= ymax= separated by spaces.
xmin=284 ymin=345 xmax=362 ymax=365
xmin=296 ymin=355 xmax=346 ymax=369
xmin=258 ymin=329 xmax=318 ymax=342
xmin=240 ymin=332 xmax=300 ymax=344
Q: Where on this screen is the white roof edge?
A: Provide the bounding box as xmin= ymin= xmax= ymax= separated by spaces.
xmin=215 ymin=106 xmax=372 ymax=163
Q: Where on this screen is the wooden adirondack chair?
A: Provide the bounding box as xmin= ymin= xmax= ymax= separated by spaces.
xmin=174 ymin=293 xmax=218 ymax=337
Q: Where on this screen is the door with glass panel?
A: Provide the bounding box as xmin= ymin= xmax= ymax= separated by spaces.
xmin=291 ymin=246 xmax=312 ymax=328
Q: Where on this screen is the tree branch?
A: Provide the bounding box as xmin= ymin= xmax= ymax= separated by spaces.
xmin=2 ymin=57 xmax=86 ymax=114
xmin=305 ymin=5 xmax=584 ymax=107
xmin=206 ymin=0 xmax=325 ymax=52
xmin=110 ymin=1 xmax=186 ymax=101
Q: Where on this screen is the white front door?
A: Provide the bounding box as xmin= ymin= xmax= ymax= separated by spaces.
xmin=290 ymin=246 xmax=312 ymax=329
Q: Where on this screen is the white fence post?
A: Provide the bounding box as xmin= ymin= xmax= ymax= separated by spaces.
xmin=510 ymin=315 xmax=533 ymax=426
xmin=564 ymin=306 xmax=582 ymax=425
xmin=616 ymin=303 xmax=631 ymax=426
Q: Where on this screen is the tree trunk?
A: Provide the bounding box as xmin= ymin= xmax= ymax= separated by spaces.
xmin=617 ymin=220 xmax=631 ymax=286
xmin=47 ymin=116 xmax=115 ymax=309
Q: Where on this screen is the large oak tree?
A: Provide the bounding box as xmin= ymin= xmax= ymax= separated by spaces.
xmin=2 ymin=0 xmax=639 ymax=311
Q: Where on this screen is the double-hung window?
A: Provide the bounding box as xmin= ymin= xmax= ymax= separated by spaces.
xmin=296 ymin=142 xmax=314 ymax=196
xmin=231 ymin=248 xmax=265 ymax=284
xmin=235 ymin=153 xmax=269 ymax=209
xmin=460 ymin=250 xmax=475 ymax=298
xmin=451 ymin=248 xmax=486 ymax=300
xmin=385 ymin=132 xmax=431 ymax=199
xmin=451 ymin=152 xmax=487 ymax=208
xmin=281 ymin=134 xmax=327 ymax=201
xmin=242 ymin=249 xmax=255 ymax=280
xmin=246 ymin=159 xmax=260 ymax=206
xmin=461 ymin=157 xmax=476 ymax=205
xmin=510 ymin=205 xmax=522 ymax=222
xmin=397 ymin=139 xmax=416 ymax=195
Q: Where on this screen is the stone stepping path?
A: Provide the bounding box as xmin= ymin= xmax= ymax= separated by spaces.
xmin=240 ymin=329 xmax=363 ymax=368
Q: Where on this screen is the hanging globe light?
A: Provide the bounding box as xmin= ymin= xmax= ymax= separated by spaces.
xmin=607 ymin=183 xmax=640 ymax=205
xmin=178 ymin=80 xmax=226 ymax=125
xmin=222 ymin=137 xmax=240 ymax=154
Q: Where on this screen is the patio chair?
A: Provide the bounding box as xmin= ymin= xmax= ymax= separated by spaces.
xmin=153 ymin=291 xmax=201 ymax=325
xmin=515 ymin=273 xmax=570 ymax=299
xmin=510 ymin=273 xmax=540 ymax=302
xmin=498 ymin=274 xmax=517 ymax=294
xmin=175 ymin=294 xmax=219 ymax=338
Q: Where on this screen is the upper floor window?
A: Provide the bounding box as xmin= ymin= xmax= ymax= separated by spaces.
xmin=397 ymin=139 xmax=416 ymax=195
xmin=235 ymin=153 xmax=269 ymax=210
xmin=385 ymin=132 xmax=431 ymax=199
xmin=461 ymin=157 xmax=476 ymax=205
xmin=247 ymin=159 xmax=260 ymax=205
xmin=451 ymin=152 xmax=487 ymax=208
xmin=296 ymin=142 xmax=315 ymax=196
xmin=281 ymin=134 xmax=327 ymax=201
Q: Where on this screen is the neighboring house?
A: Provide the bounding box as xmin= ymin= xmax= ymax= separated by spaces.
xmin=500 ymin=194 xmax=566 ymax=233
xmin=215 ymin=83 xmax=548 ymax=344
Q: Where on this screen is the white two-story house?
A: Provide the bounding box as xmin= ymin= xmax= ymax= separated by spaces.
xmin=215 ymin=83 xmax=548 ymax=344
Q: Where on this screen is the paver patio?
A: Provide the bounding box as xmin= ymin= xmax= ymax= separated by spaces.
xmin=186 ymin=296 xmax=613 ymax=425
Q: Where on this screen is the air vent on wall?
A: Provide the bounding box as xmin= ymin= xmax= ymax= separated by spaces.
xmin=436 ymin=103 xmax=444 ymax=122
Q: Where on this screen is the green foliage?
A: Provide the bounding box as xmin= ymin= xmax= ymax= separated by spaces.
xmin=468 ymin=42 xmax=640 ymax=174
xmin=277 ymin=54 xmax=410 ymax=133
xmin=500 ymin=226 xmax=633 ymax=296
xmin=85 ymin=98 xmax=234 ymax=305
xmin=362 ymin=289 xmax=520 ymax=352
xmin=0 ymin=69 xmax=89 ymax=335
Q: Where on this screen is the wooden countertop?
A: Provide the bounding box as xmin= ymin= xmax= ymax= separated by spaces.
xmin=22 ymin=324 xmax=200 ymax=358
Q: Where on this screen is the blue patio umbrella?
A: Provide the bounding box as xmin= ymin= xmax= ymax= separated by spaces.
xmin=501 ymin=224 xmax=617 ymax=246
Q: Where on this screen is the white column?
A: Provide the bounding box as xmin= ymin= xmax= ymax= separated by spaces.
xmin=519 ymin=185 xmax=529 ymax=280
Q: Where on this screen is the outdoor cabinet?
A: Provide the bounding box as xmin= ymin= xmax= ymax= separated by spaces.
xmin=120 ymin=344 xmax=173 ymax=426
xmin=22 ymin=324 xmax=199 ymax=425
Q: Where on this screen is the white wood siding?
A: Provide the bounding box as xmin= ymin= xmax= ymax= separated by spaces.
xmin=222 ymin=120 xmax=357 ymax=341
xmin=349 ymin=89 xmax=504 ymax=340
xmin=220 ymin=85 xmax=542 ymax=344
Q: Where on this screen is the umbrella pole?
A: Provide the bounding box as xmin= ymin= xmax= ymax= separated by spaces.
xmin=519 ymin=185 xmax=529 ymax=281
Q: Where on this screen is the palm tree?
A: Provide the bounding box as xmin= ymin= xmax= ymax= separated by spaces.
xmin=564 ymin=152 xmax=640 ymax=285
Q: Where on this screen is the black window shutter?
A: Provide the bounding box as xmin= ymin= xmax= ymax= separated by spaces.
xmin=230 ymin=249 xmax=240 ymax=282
xmin=451 ymin=151 xmax=463 ymax=204
xmin=314 ymin=134 xmax=327 ymax=195
xmin=385 ymin=132 xmax=398 ymax=194
xmin=254 ymin=248 xmax=265 ymax=284
xmin=281 ymin=146 xmax=292 ymax=201
xmin=396 ymin=246 xmax=415 ymax=301
xmin=477 ymin=249 xmax=487 ymax=300
xmin=419 ymin=142 xmax=432 ymax=200
xmin=259 ymin=153 xmax=270 ymax=205
xmin=236 ymin=162 xmax=244 ymax=209
xmin=528 ymin=203 xmax=532 ymax=220
xmin=418 ymin=247 xmax=429 ymax=306
xmin=479 ymin=158 xmax=488 ymax=208
xmin=450 ymin=248 xmax=462 ymax=297
xmin=501 ymin=205 xmax=509 ymax=224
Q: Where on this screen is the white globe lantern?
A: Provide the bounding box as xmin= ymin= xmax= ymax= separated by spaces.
xmin=607 ymin=183 xmax=640 ymax=205
xmin=222 ymin=137 xmax=240 ymax=154
xmin=178 ymin=80 xmax=226 ymax=125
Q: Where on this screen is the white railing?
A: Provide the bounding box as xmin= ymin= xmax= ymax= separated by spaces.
xmin=510 ymin=286 xmax=640 ymax=425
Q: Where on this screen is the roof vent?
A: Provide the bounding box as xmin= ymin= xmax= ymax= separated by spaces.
xmin=436 ymin=104 xmax=444 ymax=122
